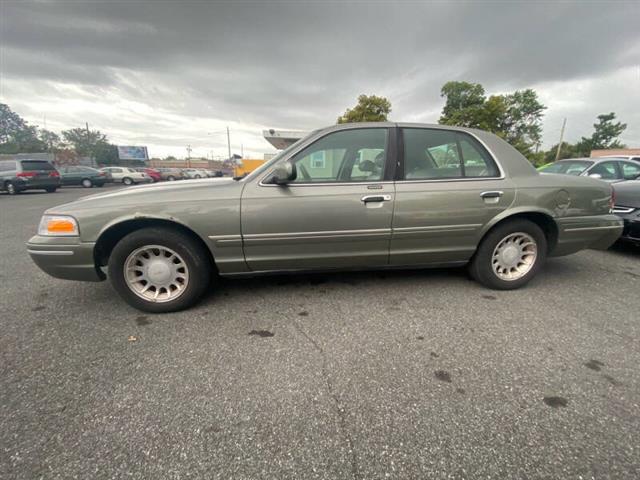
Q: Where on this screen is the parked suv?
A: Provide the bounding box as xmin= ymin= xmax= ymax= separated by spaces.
xmin=0 ymin=159 xmax=61 ymax=194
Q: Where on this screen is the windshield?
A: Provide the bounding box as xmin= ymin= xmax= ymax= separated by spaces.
xmin=540 ymin=160 xmax=593 ymax=175
xmin=241 ymin=132 xmax=317 ymax=182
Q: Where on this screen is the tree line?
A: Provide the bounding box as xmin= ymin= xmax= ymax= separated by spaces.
xmin=0 ymin=103 xmax=119 ymax=164
xmin=1 ymin=85 xmax=629 ymax=167
xmin=338 ymin=85 xmax=628 ymax=165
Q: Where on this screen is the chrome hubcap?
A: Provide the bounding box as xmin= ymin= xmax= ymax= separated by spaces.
xmin=124 ymin=245 xmax=189 ymax=302
xmin=492 ymin=232 xmax=537 ymax=281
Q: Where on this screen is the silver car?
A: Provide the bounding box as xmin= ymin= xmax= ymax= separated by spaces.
xmin=540 ymin=157 xmax=640 ymax=183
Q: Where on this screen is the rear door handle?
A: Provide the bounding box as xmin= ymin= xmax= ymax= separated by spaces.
xmin=480 ymin=191 xmax=503 ymax=199
xmin=361 ymin=194 xmax=392 ymax=203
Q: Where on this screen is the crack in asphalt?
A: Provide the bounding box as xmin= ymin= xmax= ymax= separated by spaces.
xmin=292 ymin=319 xmax=360 ymax=480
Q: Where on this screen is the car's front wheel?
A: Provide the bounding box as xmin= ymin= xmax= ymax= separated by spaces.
xmin=108 ymin=227 xmax=212 ymax=312
xmin=81 ymin=178 xmax=93 ymax=188
xmin=470 ymin=219 xmax=547 ymax=290
xmin=5 ymin=181 xmax=18 ymax=195
xmin=45 ymin=187 xmax=57 ymax=193
xmin=122 ymin=177 xmax=134 ymax=186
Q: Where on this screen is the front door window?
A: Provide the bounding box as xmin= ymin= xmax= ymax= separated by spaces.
xmin=289 ymin=128 xmax=387 ymax=183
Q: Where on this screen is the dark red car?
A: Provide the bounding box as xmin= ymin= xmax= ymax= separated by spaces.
xmin=136 ymin=168 xmax=162 ymax=182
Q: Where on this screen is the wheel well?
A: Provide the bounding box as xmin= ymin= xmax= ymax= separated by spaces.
xmin=94 ymin=219 xmax=216 ymax=271
xmin=487 ymin=212 xmax=559 ymax=254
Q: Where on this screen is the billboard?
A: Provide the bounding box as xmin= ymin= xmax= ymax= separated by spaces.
xmin=117 ymin=146 xmax=149 ymax=161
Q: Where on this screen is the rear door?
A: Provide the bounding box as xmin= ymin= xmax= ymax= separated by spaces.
xmin=20 ymin=160 xmax=57 ymax=186
xmin=390 ymin=127 xmax=515 ymax=265
xmin=241 ymin=127 xmax=396 ymax=271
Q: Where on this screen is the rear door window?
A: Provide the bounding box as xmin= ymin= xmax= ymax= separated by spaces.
xmin=402 ymin=128 xmax=499 ymax=180
xmin=588 ymin=161 xmax=619 ymax=180
xmin=620 ymin=161 xmax=640 ymax=180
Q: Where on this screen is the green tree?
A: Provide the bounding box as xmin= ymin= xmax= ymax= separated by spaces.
xmin=0 ymin=103 xmax=47 ymax=153
xmin=582 ymin=112 xmax=627 ymax=152
xmin=438 ymin=81 xmax=546 ymax=161
xmin=544 ymin=141 xmax=580 ymax=163
xmin=93 ymin=142 xmax=119 ymax=165
xmin=62 ymin=127 xmax=109 ymax=157
xmin=497 ymin=89 xmax=546 ymax=156
xmin=439 ymin=81 xmax=488 ymax=128
xmin=39 ymin=129 xmax=63 ymax=152
xmin=337 ymin=94 xmax=391 ymax=123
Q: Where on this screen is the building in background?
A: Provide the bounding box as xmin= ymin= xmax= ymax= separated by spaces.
xmin=262 ymin=129 xmax=306 ymax=150
xmin=591 ymin=148 xmax=640 ymax=159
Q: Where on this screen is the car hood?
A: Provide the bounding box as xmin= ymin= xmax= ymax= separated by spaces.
xmin=47 ymin=177 xmax=239 ymax=213
xmin=613 ymin=180 xmax=640 ymax=208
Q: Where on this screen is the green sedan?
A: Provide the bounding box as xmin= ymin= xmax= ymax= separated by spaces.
xmin=59 ymin=165 xmax=108 ymax=188
xmin=27 ymin=123 xmax=622 ymax=313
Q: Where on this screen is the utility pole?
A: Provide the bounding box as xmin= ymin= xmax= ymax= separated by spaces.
xmin=186 ymin=144 xmax=192 ymax=168
xmin=554 ymin=118 xmax=567 ymax=162
xmin=85 ymin=122 xmax=93 ymax=166
xmin=227 ymin=126 xmax=231 ymax=161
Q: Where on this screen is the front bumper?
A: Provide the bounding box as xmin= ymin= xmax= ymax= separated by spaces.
xmin=26 ymin=236 xmax=104 ymax=282
xmin=552 ymin=214 xmax=623 ymax=256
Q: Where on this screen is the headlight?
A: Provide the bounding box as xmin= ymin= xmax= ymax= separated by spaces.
xmin=38 ymin=215 xmax=79 ymax=236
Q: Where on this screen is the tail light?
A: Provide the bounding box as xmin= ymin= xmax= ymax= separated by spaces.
xmin=16 ymin=171 xmax=37 ymax=178
xmin=99 ymin=172 xmax=106 ymax=176
xmin=49 ymin=171 xmax=60 ymax=178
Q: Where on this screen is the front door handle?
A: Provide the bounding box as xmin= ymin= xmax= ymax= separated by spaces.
xmin=361 ymin=194 xmax=392 ymax=203
xmin=480 ymin=191 xmax=504 ymax=199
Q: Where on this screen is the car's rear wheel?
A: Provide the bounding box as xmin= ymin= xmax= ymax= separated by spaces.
xmin=5 ymin=181 xmax=17 ymax=195
xmin=81 ymin=178 xmax=93 ymax=188
xmin=122 ymin=177 xmax=134 ymax=186
xmin=108 ymin=227 xmax=212 ymax=313
xmin=45 ymin=187 xmax=57 ymax=193
xmin=167 ymin=175 xmax=176 ymax=181
xmin=470 ymin=219 xmax=547 ymax=290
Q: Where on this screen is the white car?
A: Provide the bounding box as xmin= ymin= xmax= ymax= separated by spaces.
xmin=100 ymin=167 xmax=151 ymax=185
xmin=181 ymin=168 xmax=208 ymax=179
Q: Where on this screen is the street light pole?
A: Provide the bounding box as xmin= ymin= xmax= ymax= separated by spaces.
xmin=227 ymin=126 xmax=231 ymax=161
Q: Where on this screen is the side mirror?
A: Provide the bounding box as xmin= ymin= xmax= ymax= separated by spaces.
xmin=588 ymin=173 xmax=602 ymax=179
xmin=269 ymin=160 xmax=296 ymax=185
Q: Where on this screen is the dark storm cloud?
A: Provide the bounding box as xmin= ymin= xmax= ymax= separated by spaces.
xmin=1 ymin=0 xmax=639 ymax=156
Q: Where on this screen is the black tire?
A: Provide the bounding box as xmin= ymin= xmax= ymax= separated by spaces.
xmin=167 ymin=176 xmax=176 ymax=181
xmin=81 ymin=178 xmax=93 ymax=188
xmin=45 ymin=187 xmax=57 ymax=193
xmin=6 ymin=182 xmax=17 ymax=195
xmin=469 ymin=219 xmax=547 ymax=290
xmin=122 ymin=177 xmax=134 ymax=186
xmin=108 ymin=227 xmax=212 ymax=313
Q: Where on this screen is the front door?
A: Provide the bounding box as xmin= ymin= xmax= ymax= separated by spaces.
xmin=241 ymin=127 xmax=395 ymax=271
xmin=390 ymin=127 xmax=515 ymax=265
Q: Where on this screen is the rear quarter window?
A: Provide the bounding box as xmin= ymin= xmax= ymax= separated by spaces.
xmin=0 ymin=160 xmax=17 ymax=172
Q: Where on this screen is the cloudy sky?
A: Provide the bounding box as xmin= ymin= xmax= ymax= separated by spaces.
xmin=1 ymin=0 xmax=638 ymax=159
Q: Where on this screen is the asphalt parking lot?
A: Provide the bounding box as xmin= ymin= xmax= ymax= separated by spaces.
xmin=1 ymin=185 xmax=639 ymax=479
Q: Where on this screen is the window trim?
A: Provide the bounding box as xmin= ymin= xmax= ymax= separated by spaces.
xmin=397 ymin=127 xmax=505 ymax=183
xmin=259 ymin=126 xmax=393 ymax=187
